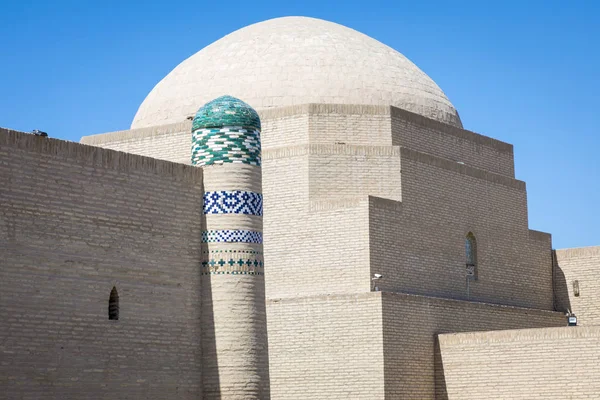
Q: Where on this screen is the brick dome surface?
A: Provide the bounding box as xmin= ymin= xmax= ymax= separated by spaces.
xmin=131 ymin=16 xmax=462 ymax=129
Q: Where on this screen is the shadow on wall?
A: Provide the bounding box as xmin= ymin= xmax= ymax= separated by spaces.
xmin=201 ymin=210 xmax=222 ymax=399
xmin=552 ymin=250 xmax=571 ymax=314
xmin=201 ymin=275 xmax=222 ymax=399
xmin=434 ymin=337 xmax=449 ymax=400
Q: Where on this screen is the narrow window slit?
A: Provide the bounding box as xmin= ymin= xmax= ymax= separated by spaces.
xmin=465 ymin=232 xmax=478 ymax=280
xmin=109 ymin=286 xmax=119 ymax=320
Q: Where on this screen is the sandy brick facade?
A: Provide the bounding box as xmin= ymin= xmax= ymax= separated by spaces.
xmin=81 ymin=121 xmax=192 ymax=165
xmin=370 ymin=147 xmax=554 ymax=309
xmin=381 ymin=292 xmax=565 ymax=399
xmin=437 ymin=326 xmax=600 ymax=399
xmin=266 ymin=292 xmax=564 ymax=400
xmin=0 ymin=128 xmax=204 ymax=399
xmin=74 ymin=104 xmax=586 ymax=399
xmin=82 ymin=104 xmax=550 ymax=309
xmin=2 ymin=98 xmax=598 ymax=399
xmin=390 ymin=107 xmax=515 ymax=177
xmin=554 ymin=246 xmax=600 ymax=325
xmin=267 ymin=293 xmax=385 ymax=400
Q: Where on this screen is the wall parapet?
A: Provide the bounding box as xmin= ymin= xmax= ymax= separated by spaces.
xmin=309 ymin=198 xmax=367 ymax=211
xmin=80 ymin=121 xmax=192 ymax=145
xmin=258 ymin=103 xmax=389 ymax=120
xmin=401 ymin=147 xmax=525 ymax=190
xmin=80 ymin=103 xmax=513 ymax=154
xmin=1 ymin=127 xmax=201 ymax=182
xmin=263 ymin=144 xmax=400 ymax=160
xmin=268 ymin=291 xmax=380 ymax=305
xmin=259 ymin=103 xmax=513 ymax=153
xmin=555 ymin=246 xmax=600 ymax=260
xmin=438 ymin=326 xmax=596 ymax=345
xmin=529 ymin=229 xmax=552 ymax=242
xmin=267 ymin=290 xmax=563 ymax=319
xmin=368 ymin=196 xmax=402 ymax=212
xmin=390 ymin=106 xmax=513 ymax=153
xmin=382 ymin=291 xmax=563 ymax=318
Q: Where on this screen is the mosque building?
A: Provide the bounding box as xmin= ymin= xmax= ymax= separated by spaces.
xmin=1 ymin=16 xmax=599 ymax=399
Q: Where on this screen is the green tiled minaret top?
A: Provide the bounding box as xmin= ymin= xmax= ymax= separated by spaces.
xmin=191 ymin=95 xmax=262 ymax=167
xmin=192 ymin=95 xmax=261 ymax=131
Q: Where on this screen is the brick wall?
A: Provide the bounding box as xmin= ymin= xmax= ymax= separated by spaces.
xmin=79 ymin=105 xmax=554 ymax=310
xmin=437 ymin=326 xmax=600 ymax=399
xmin=80 ymin=121 xmax=192 ymax=165
xmin=0 ymin=128 xmax=204 ymax=399
xmin=79 ymin=104 xmax=549 ymax=309
xmin=390 ymin=107 xmax=515 ymax=177
xmin=260 ymin=107 xmax=309 ymax=149
xmin=267 ymin=293 xmax=385 ymax=400
xmin=370 ymin=148 xmax=554 ymax=310
xmin=308 ymin=144 xmax=401 ymax=202
xmin=306 ymin=104 xmax=392 ymax=146
xmin=554 ymin=246 xmax=600 ymax=325
xmin=381 ymin=292 xmax=566 ymax=399
xmin=265 ymin=291 xmax=565 ymax=400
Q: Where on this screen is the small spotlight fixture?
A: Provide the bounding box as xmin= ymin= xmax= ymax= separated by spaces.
xmin=566 ymin=312 xmax=577 ymax=326
xmin=31 ymin=129 xmax=48 ymax=137
xmin=371 ymin=273 xmax=383 ymax=292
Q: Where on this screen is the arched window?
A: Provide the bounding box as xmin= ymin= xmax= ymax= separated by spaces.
xmin=465 ymin=233 xmax=477 ymax=279
xmin=109 ymin=287 xmax=119 ymax=320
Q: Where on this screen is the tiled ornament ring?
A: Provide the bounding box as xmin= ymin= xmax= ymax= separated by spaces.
xmin=203 ymin=190 xmax=263 ymax=216
xmin=202 ymin=230 xmax=263 ymax=243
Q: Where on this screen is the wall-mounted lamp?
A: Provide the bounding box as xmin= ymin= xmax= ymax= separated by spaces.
xmin=371 ymin=274 xmax=383 ymax=292
xmin=573 ymin=280 xmax=580 ymax=297
xmin=566 ymin=310 xmax=577 ymax=326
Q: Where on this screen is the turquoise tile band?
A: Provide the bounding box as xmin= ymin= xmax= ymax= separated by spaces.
xmin=192 ymin=127 xmax=261 ymax=166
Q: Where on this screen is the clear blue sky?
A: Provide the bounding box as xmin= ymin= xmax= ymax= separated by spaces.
xmin=1 ymin=0 xmax=598 ymax=249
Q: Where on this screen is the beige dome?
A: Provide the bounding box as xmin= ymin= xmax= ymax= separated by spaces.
xmin=131 ymin=16 xmax=462 ymax=129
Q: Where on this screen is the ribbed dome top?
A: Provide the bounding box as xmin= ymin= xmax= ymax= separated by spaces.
xmin=132 ymin=16 xmax=462 ymax=129
xmin=192 ymin=95 xmax=261 ymax=131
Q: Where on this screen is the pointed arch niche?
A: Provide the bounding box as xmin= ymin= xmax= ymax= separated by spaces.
xmin=465 ymin=232 xmax=478 ymax=280
xmin=108 ymin=286 xmax=119 ymax=320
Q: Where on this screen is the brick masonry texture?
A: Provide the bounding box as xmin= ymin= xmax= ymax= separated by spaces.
xmin=370 ymin=147 xmax=554 ymax=310
xmin=0 ymin=128 xmax=204 ymax=399
xmin=381 ymin=292 xmax=566 ymax=399
xmin=554 ymin=246 xmax=600 ymax=325
xmin=130 ymin=17 xmax=463 ymax=129
xmin=80 ymin=121 xmax=192 ymax=165
xmin=66 ymin=103 xmax=598 ymax=398
xmin=80 ymin=105 xmax=523 ymax=304
xmin=390 ymin=106 xmax=515 ymax=177
xmin=201 ymin=275 xmax=270 ymax=398
xmin=267 ymin=293 xmax=385 ymax=400
xmin=437 ymin=326 xmax=600 ymax=399
xmin=197 ymin=101 xmax=270 ymax=399
xmin=266 ymin=292 xmax=565 ymax=399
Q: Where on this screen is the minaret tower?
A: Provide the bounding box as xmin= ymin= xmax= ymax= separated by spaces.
xmin=192 ymin=96 xmax=270 ymax=399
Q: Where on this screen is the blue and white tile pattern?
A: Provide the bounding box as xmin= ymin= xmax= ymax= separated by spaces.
xmin=203 ymin=190 xmax=263 ymax=216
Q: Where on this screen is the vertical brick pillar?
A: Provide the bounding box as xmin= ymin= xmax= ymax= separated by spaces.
xmin=192 ymin=96 xmax=270 ymax=399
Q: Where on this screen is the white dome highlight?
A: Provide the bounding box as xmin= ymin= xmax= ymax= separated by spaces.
xmin=131 ymin=16 xmax=462 ymax=129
